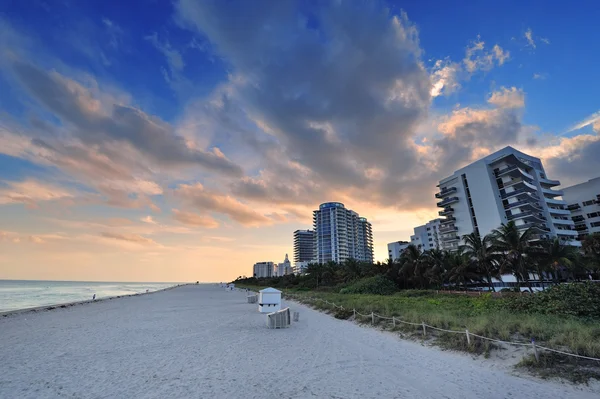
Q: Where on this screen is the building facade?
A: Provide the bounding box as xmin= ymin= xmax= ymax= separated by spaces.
xmin=293 ymin=229 xmax=315 ymax=266
xmin=436 ymin=146 xmax=578 ymax=250
xmin=562 ymin=177 xmax=600 ymax=241
xmin=387 ymin=241 xmax=410 ymax=260
xmin=253 ymin=261 xmax=274 ymax=278
xmin=410 ymin=219 xmax=442 ymax=251
xmin=313 ymin=202 xmax=374 ymax=264
xmin=292 ymin=261 xmax=310 ymax=275
xmin=276 ymin=254 xmax=293 ymax=277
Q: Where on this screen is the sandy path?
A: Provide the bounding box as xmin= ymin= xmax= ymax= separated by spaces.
xmin=0 ymin=285 xmax=597 ymax=399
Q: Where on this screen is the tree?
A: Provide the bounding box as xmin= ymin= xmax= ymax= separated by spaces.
xmin=398 ymin=245 xmax=427 ymax=289
xmin=535 ymin=238 xmax=581 ymax=285
xmin=490 ymin=221 xmax=537 ymax=292
xmin=446 ymin=250 xmax=482 ymax=290
xmin=461 ymin=232 xmax=500 ymax=291
xmin=423 ymin=248 xmax=448 ymax=289
xmin=582 ymin=233 xmax=600 ymax=279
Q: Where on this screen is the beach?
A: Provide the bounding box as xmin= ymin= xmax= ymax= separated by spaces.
xmin=1 ymin=285 xmax=598 ymax=399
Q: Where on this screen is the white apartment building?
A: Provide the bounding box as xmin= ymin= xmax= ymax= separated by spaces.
xmin=313 ymin=202 xmax=374 ymax=264
xmin=562 ymin=177 xmax=600 ymax=241
xmin=292 ymin=261 xmax=310 ymax=275
xmin=387 ymin=241 xmax=410 ymax=260
xmin=436 ymin=146 xmax=578 ymax=250
xmin=276 ymin=254 xmax=293 ymax=277
xmin=253 ymin=261 xmax=274 ymax=278
xmin=410 ymin=219 xmax=442 ymax=251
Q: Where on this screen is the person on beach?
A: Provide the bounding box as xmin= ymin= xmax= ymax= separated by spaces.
xmin=92 ymin=294 xmax=96 ymax=300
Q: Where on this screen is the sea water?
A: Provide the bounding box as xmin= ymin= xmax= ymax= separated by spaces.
xmin=0 ymin=280 xmax=178 ymax=312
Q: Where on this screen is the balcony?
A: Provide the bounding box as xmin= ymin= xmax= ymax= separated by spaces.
xmin=574 ymin=224 xmax=589 ymax=232
xmin=437 ymin=197 xmax=459 ymax=207
xmin=438 ymin=207 xmax=454 ymax=216
xmin=539 ymin=176 xmax=561 ymax=187
xmin=439 ymin=224 xmax=458 ymax=233
xmin=548 ymin=207 xmax=571 ymax=216
xmin=556 ymin=229 xmax=578 ymax=237
xmin=507 ymin=211 xmax=545 ymax=222
xmin=516 ymin=222 xmax=549 ymax=232
xmin=496 ymin=165 xmax=534 ymax=180
xmin=500 ymin=186 xmax=537 ymax=200
xmin=440 ymin=216 xmax=456 ymax=225
xmin=545 ymin=197 xmax=567 ymax=206
xmin=567 ymin=203 xmax=581 ymax=211
xmin=542 ymin=187 xmax=564 ymax=197
xmin=572 ymin=215 xmax=585 ymax=222
xmin=504 ymin=199 xmax=543 ymax=211
xmin=551 ymin=218 xmax=575 ymax=226
xmin=435 ymin=186 xmax=457 ymax=199
xmin=444 ymin=235 xmax=460 ymax=242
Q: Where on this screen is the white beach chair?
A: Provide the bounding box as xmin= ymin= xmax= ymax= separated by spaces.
xmin=266 ymin=307 xmax=291 ymax=329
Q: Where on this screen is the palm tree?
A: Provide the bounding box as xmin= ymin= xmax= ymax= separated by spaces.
xmin=462 ymin=232 xmax=500 ymax=292
xmin=490 ymin=221 xmax=537 ymax=292
xmin=582 ymin=233 xmax=600 ymax=279
xmin=446 ymin=250 xmax=482 ymax=290
xmin=423 ymin=249 xmax=448 ymax=289
xmin=399 ymin=245 xmax=426 ymax=289
xmin=535 ymin=238 xmax=580 ymax=285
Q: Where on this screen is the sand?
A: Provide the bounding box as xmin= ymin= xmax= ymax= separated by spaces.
xmin=1 ymin=285 xmax=598 ymax=399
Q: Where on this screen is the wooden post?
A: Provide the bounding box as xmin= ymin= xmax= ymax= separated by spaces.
xmin=532 ymin=339 xmax=539 ymax=362
xmin=466 ymin=329 xmax=471 ymax=345
xmin=371 ymin=312 xmax=375 ymax=325
xmin=392 ymin=317 xmax=396 ymax=328
xmin=353 ymin=309 xmax=356 ymax=319
xmin=422 ymin=322 xmax=426 ymax=337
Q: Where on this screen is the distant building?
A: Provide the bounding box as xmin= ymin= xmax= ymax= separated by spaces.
xmin=436 ymin=146 xmax=578 ymax=250
xmin=562 ymin=177 xmax=600 ymax=241
xmin=293 ymin=261 xmax=310 ymax=275
xmin=387 ymin=241 xmax=410 ymax=260
xmin=410 ymin=219 xmax=442 ymax=251
xmin=293 ymin=229 xmax=315 ymax=265
xmin=313 ymin=202 xmax=373 ymax=264
xmin=253 ymin=261 xmax=274 ymax=278
xmin=276 ymin=254 xmax=293 ymax=277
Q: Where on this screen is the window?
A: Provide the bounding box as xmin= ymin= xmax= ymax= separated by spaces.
xmin=587 ymin=212 xmax=600 ymax=219
xmin=592 ymin=222 xmax=600 ymax=228
xmin=583 ymin=200 xmax=595 ymax=206
xmin=428 ymin=233 xmax=432 ymax=236
xmin=427 ymin=227 xmax=431 ymax=231
xmin=429 ymin=238 xmax=433 ymax=242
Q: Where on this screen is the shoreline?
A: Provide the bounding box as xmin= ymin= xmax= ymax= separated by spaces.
xmin=0 ymin=283 xmax=190 ymax=317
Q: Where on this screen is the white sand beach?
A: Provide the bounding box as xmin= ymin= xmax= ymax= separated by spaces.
xmin=1 ymin=284 xmax=598 ymax=399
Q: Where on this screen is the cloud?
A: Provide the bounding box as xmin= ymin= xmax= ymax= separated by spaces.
xmin=463 ymin=36 xmax=509 ymax=73
xmin=565 ymin=110 xmax=600 ymax=134
xmin=141 ymin=215 xmax=157 ymax=224
xmin=172 ymin=209 xmax=219 ymax=228
xmin=487 ymin=87 xmax=525 ymax=109
xmin=10 ymin=61 xmax=243 ymax=177
xmin=533 ymin=73 xmax=548 ymax=80
xmin=524 ymin=28 xmax=536 ymax=48
xmin=540 ymin=37 xmax=550 ymax=45
xmin=430 ymin=59 xmax=461 ymax=97
xmin=102 ymin=18 xmax=123 ymax=50
xmin=174 ymin=183 xmax=272 ymax=226
xmin=0 ymin=180 xmax=73 ymax=206
xmin=100 ymin=232 xmax=159 ymax=246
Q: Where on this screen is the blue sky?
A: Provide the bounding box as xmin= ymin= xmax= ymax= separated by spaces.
xmin=0 ymin=0 xmax=599 ymax=281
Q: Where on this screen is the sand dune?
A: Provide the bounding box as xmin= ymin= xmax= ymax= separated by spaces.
xmin=0 ymin=284 xmax=598 ymax=398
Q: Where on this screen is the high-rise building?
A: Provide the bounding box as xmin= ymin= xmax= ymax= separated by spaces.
xmin=410 ymin=219 xmax=442 ymax=251
xmin=313 ymin=202 xmax=374 ymax=264
xmin=387 ymin=241 xmax=410 ymax=260
xmin=253 ymin=261 xmax=274 ymax=278
xmin=562 ymin=177 xmax=600 ymax=241
xmin=436 ymin=146 xmax=578 ymax=250
xmin=276 ymin=254 xmax=293 ymax=277
xmin=293 ymin=229 xmax=315 ymax=265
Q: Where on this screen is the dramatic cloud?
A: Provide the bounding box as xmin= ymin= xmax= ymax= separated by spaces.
xmin=463 ymin=37 xmax=509 ymax=73
xmin=487 ymin=87 xmax=525 ymax=109
xmin=430 ymin=59 xmax=461 ymax=97
xmin=0 ymin=180 xmax=73 ymax=206
xmin=565 ymin=110 xmax=600 ymax=133
xmin=10 ymin=61 xmax=243 ymax=177
xmin=100 ymin=232 xmax=159 ymax=246
xmin=172 ymin=209 xmax=219 ymax=228
xmin=174 ymin=183 xmax=271 ymax=226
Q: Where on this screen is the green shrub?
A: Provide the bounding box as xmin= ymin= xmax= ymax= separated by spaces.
xmin=339 ymin=275 xmax=397 ymax=295
xmin=504 ymin=282 xmax=600 ymax=319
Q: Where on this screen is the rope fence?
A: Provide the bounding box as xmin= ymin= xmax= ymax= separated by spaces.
xmin=280 ymin=292 xmax=600 ymax=364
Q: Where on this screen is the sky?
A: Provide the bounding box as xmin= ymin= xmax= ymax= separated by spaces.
xmin=1 ymin=0 xmax=599 ymax=283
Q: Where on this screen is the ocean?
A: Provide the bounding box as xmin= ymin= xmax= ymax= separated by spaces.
xmin=0 ymin=280 xmax=179 ymax=312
